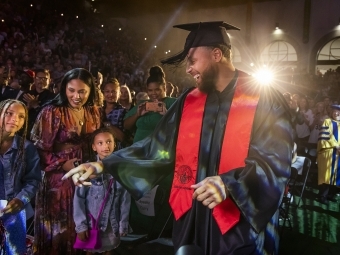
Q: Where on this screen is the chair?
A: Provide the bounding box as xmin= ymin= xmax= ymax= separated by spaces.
xmin=298 ymin=142 xmax=318 ymax=181
xmin=279 ymin=167 xmax=298 ymax=237
xmin=292 ymin=157 xmax=312 ymax=207
xmin=121 ymin=183 xmax=173 ymax=247
xmin=295 ymin=157 xmax=312 ymax=206
xmin=144 ymin=211 xmax=173 ymax=247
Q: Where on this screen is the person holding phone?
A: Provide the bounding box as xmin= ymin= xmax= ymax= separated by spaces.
xmin=123 ymin=65 xmax=176 ymax=144
xmin=122 ymin=66 xmax=176 ymax=235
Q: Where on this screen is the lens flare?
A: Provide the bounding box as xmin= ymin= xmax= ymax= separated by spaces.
xmin=253 ymin=68 xmax=274 ymax=85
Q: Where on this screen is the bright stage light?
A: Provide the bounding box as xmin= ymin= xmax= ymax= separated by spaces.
xmin=253 ymin=68 xmax=274 ymax=85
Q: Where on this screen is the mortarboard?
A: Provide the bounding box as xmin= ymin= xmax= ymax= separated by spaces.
xmin=161 ymin=21 xmax=240 ymax=65
xmin=331 ymin=104 xmax=340 ymax=111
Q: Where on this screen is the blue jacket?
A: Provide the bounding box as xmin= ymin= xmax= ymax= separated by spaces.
xmin=1 ymin=135 xmax=42 ymax=219
xmin=73 ymin=174 xmax=131 ymax=235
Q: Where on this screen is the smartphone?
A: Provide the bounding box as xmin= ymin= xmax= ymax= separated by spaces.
xmin=0 ymin=200 xmax=8 ymax=217
xmin=145 ymin=102 xmax=163 ymax=112
xmin=73 ymin=160 xmax=81 ymax=167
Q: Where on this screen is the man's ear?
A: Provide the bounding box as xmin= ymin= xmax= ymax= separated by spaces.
xmin=212 ymin=48 xmax=223 ymax=62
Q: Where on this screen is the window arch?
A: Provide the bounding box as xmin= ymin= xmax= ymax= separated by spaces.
xmin=261 ymin=40 xmax=297 ymax=63
xmin=316 ymin=37 xmax=340 ymax=75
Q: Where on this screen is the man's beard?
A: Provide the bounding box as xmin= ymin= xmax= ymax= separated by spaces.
xmin=198 ymin=65 xmax=217 ymax=93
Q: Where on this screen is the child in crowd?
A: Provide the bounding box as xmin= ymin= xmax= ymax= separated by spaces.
xmin=0 ymin=99 xmax=41 ymax=255
xmin=73 ymin=128 xmax=131 ymax=255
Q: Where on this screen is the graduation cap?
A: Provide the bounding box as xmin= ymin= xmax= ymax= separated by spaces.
xmin=331 ymin=104 xmax=340 ymax=111
xmin=161 ymin=21 xmax=240 ymax=65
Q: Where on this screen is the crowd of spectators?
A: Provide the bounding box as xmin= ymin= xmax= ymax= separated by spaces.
xmin=0 ymin=0 xmax=175 ymax=96
xmin=2 ymin=1 xmax=340 ymax=99
xmin=2 ymin=0 xmax=340 ymax=253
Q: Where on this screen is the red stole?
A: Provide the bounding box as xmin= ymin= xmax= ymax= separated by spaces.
xmin=169 ymin=75 xmax=260 ymax=234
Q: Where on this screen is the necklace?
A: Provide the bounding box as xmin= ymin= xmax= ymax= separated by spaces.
xmin=68 ymin=107 xmax=85 ymax=126
xmin=69 ymin=107 xmax=83 ymax=112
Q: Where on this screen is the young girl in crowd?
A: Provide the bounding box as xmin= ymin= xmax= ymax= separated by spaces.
xmin=73 ymin=128 xmax=131 ymax=255
xmin=0 ymin=99 xmax=41 ymax=255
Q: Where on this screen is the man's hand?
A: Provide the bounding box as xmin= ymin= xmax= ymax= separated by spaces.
xmin=23 ymin=94 xmax=39 ymax=109
xmin=191 ymin=176 xmax=229 ymax=209
xmin=2 ymin=198 xmax=24 ymax=214
xmin=61 ymin=162 xmax=104 ymax=187
xmin=77 ymin=230 xmax=89 ymax=241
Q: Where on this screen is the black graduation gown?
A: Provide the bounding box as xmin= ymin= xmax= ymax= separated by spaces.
xmin=102 ymin=69 xmax=294 ymax=255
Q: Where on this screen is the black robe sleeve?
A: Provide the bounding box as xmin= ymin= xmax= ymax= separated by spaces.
xmin=101 ymin=89 xmax=192 ymax=200
xmin=220 ymin=87 xmax=294 ymax=234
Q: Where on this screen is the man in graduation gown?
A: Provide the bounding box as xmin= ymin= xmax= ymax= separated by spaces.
xmin=63 ymin=21 xmax=294 ymax=255
xmin=317 ymin=105 xmax=340 ymax=204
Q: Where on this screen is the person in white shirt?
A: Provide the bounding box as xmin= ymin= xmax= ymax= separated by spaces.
xmin=295 ymin=96 xmax=313 ymax=146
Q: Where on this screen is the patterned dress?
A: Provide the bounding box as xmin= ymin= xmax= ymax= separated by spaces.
xmin=31 ymin=105 xmax=101 ymax=255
